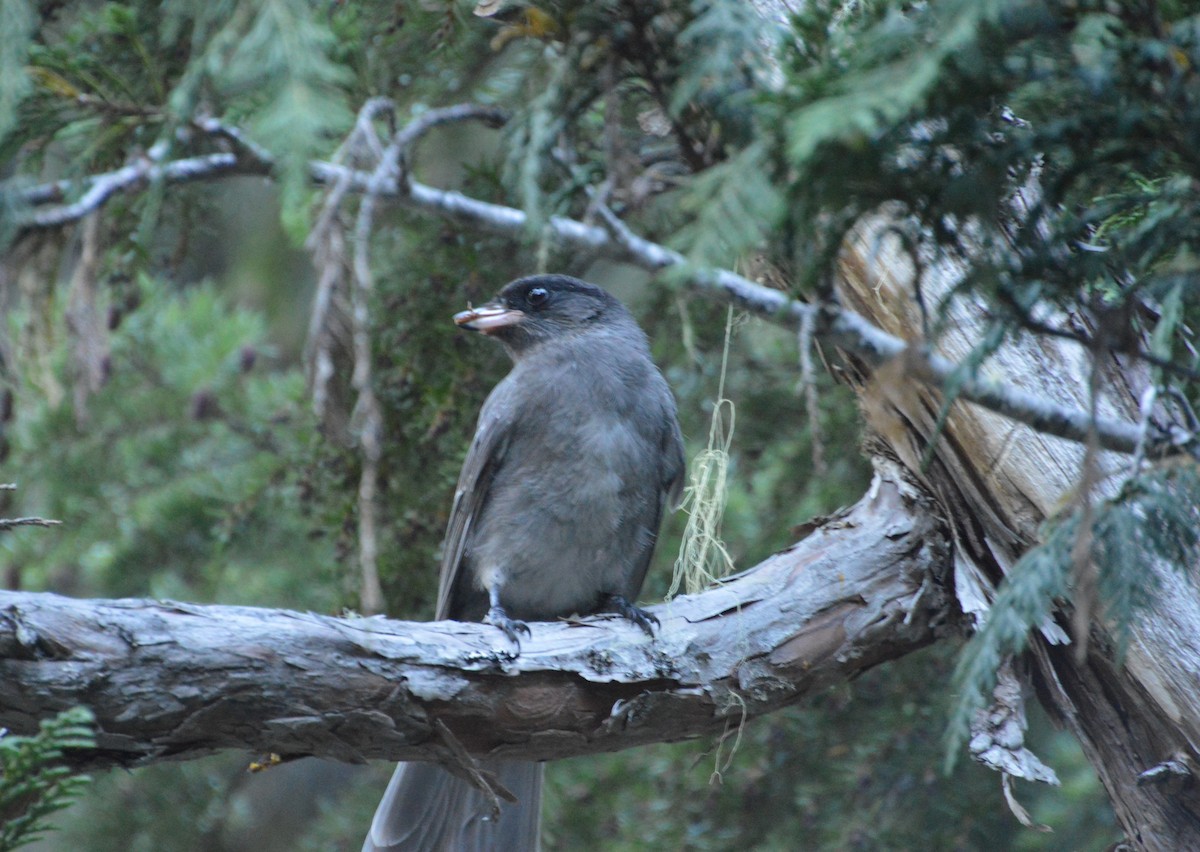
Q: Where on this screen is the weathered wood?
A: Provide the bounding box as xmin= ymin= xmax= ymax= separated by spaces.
xmin=837 ymin=216 xmax=1200 ymax=851
xmin=0 ymin=469 xmax=950 ymax=772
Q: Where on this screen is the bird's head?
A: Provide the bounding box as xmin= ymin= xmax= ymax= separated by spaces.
xmin=454 ymin=274 xmax=627 ymax=355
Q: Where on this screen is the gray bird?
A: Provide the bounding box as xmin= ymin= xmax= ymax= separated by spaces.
xmin=362 ymin=274 xmax=686 ymax=852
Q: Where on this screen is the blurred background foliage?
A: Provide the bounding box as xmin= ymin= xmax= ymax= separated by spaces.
xmin=6 ymin=0 xmax=1200 ymax=847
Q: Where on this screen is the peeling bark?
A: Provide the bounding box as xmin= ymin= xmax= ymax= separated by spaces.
xmin=837 ymin=216 xmax=1200 ymax=851
xmin=0 ymin=469 xmax=950 ymax=773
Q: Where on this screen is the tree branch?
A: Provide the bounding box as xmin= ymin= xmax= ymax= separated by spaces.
xmin=0 ymin=517 xmax=62 ymax=530
xmin=6 ymin=104 xmax=1188 ymax=459
xmin=0 ymin=471 xmax=949 ymax=772
xmin=13 ymin=152 xmax=268 ymax=228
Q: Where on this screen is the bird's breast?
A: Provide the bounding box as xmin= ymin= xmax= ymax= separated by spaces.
xmin=467 ymin=377 xmax=664 ymax=620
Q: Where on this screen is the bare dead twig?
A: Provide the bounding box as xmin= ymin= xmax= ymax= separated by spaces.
xmin=0 ymin=517 xmax=62 ymax=531
xmin=797 ymin=305 xmax=828 ymax=478
xmin=303 ymin=102 xmax=511 ymax=614
xmin=432 ymin=718 xmax=515 ymax=813
xmin=346 ymin=103 xmax=399 ymax=617
xmin=8 ymin=105 xmax=1193 ymax=459
xmin=65 ymin=213 xmax=108 ymax=428
xmin=1070 ymin=352 xmax=1103 ymax=662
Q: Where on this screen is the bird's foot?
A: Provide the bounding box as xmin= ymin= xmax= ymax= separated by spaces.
xmin=486 ymin=605 xmax=531 ymax=648
xmin=603 ymin=594 xmax=659 ymax=637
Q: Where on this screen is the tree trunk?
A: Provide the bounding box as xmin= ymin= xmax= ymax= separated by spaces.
xmin=835 ymin=215 xmax=1200 ymax=850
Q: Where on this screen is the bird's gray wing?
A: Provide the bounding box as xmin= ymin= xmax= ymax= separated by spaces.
xmin=434 ymin=392 xmax=514 ymax=620
xmin=624 ymin=403 xmax=687 ymax=598
xmin=663 ymin=410 xmax=686 ymax=513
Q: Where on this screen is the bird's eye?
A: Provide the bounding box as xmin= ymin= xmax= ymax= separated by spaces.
xmin=527 ymin=287 xmax=550 ymax=308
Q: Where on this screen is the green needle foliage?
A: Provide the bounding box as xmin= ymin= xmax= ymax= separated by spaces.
xmin=215 ymin=0 xmax=352 ymax=237
xmin=0 ymin=707 xmax=94 ymax=852
xmin=949 ymin=461 xmax=1200 ymax=765
xmin=6 ymin=273 xmax=336 ymax=608
xmin=4 ymin=0 xmax=1199 ymax=847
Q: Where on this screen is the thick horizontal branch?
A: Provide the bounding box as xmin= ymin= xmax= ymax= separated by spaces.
xmin=6 ymin=104 xmax=1177 ymax=458
xmin=0 ymin=472 xmax=948 ymax=772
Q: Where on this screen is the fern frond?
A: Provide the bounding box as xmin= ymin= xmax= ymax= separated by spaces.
xmin=673 ymin=140 xmax=783 ymax=267
xmin=946 ymin=462 xmax=1200 ymax=768
xmin=787 ymin=0 xmax=1007 ymax=167
xmin=945 ymin=514 xmax=1075 ymax=770
xmin=220 ymin=0 xmax=352 ymax=237
xmin=671 ymin=0 xmax=775 ymax=118
xmin=0 ymin=707 xmax=95 ymax=851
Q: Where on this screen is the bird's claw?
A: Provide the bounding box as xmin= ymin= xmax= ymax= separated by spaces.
xmin=604 ymin=594 xmax=659 ymax=637
xmin=486 ymin=606 xmax=531 ymax=647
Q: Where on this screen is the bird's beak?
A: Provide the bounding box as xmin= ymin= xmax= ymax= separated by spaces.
xmin=453 ymin=302 xmax=525 ymax=333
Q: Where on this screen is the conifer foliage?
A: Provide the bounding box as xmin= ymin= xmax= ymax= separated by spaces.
xmin=1 ymin=1 xmax=1199 ymax=849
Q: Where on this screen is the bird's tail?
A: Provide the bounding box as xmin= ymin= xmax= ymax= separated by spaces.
xmin=362 ymin=760 xmax=543 ymax=852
